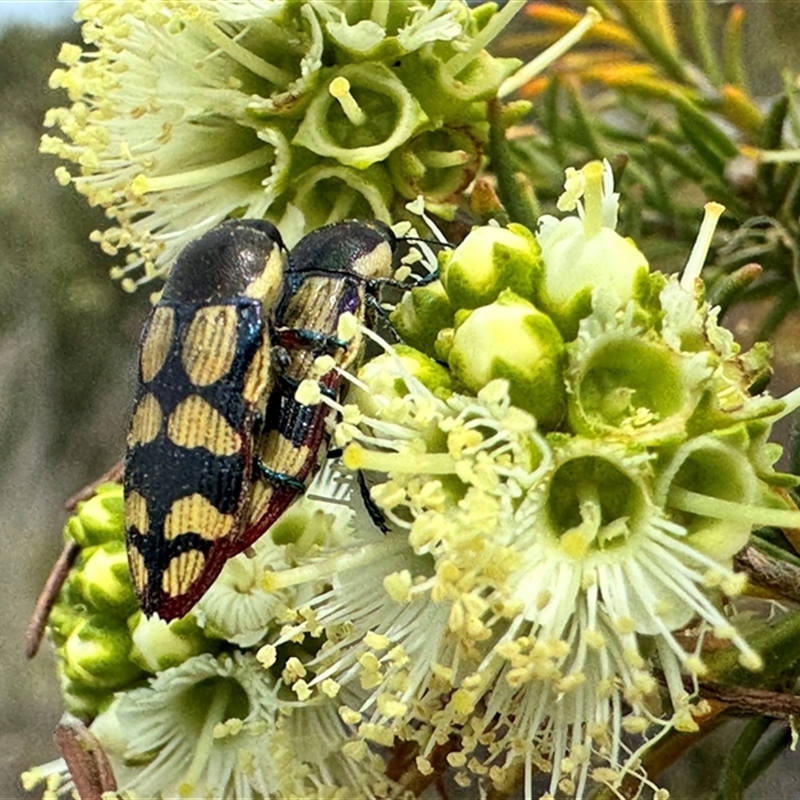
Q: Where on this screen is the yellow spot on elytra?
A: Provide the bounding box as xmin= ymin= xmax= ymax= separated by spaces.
xmin=242 ymin=339 xmax=271 ymax=404
xmin=181 ymin=305 xmax=238 ymax=387
xmin=167 ymin=395 xmax=241 ymax=455
xmin=243 ymin=246 xmax=286 ymax=304
xmin=247 ymin=478 xmax=276 ymax=523
xmin=162 ymin=549 xmax=206 ymax=597
xmin=127 ymin=546 xmax=148 ymax=594
xmin=125 ymin=490 xmax=149 ymax=535
xmin=128 ymin=392 xmax=163 ymax=445
xmin=140 ymin=306 xmax=175 ymax=383
xmin=351 ymin=241 xmax=393 ymax=280
xmin=164 ymin=494 xmax=235 ymax=541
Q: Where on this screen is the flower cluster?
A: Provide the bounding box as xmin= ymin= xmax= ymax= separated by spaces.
xmin=25 ymin=478 xmax=403 ymax=799
xmin=27 ymin=159 xmax=800 ymax=799
xmin=41 ymin=0 xmax=528 ymax=289
xmin=262 ymin=162 xmax=800 ymax=798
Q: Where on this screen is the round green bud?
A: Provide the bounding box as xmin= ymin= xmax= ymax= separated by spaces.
xmin=128 ymin=612 xmax=211 ymax=674
xmin=47 ymin=576 xmax=86 ymax=647
xmin=68 ymin=483 xmax=125 ymax=547
xmin=354 ymin=345 xmax=453 ymax=419
xmin=447 ymin=290 xmax=566 ymax=428
xmin=59 ymin=673 xmax=112 ymax=721
xmin=81 ymin=540 xmax=138 ymax=616
xmin=440 ymin=223 xmax=542 ymax=310
xmin=390 ymin=281 xmax=455 ymax=359
xmin=63 ymin=615 xmax=142 ymax=691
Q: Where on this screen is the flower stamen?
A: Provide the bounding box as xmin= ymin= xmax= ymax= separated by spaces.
xmin=133 ymin=146 xmax=274 ymax=195
xmin=329 ymin=76 xmax=367 ymax=127
xmin=444 ymin=0 xmax=526 ymax=79
xmin=669 ymin=486 xmax=800 ymax=529
xmin=200 ymin=22 xmax=293 ymax=85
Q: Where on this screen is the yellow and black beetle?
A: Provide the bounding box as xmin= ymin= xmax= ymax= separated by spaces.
xmin=245 ymin=220 xmax=395 ymax=549
xmin=124 ymin=219 xmax=288 ymax=620
xmin=124 ymin=219 xmax=397 ymax=620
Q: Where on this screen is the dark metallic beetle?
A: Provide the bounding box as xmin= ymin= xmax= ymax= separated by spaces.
xmin=124 ymin=219 xmax=287 ymax=620
xmin=242 ymin=220 xmax=396 ymax=551
xmin=125 ymin=219 xmax=396 ymax=620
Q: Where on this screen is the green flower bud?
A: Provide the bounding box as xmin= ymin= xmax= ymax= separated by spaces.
xmin=128 ymin=612 xmax=211 ymax=674
xmin=47 ymin=576 xmax=86 ymax=647
xmin=390 ymin=280 xmax=454 ymax=358
xmin=354 ymin=346 xmax=453 ymax=419
xmin=294 ymin=65 xmax=427 ymax=169
xmin=58 ymin=672 xmax=113 ymax=720
xmin=440 ymin=223 xmax=542 ymax=309
xmin=66 ymin=483 xmax=125 ymax=547
xmin=63 ymin=615 xmax=143 ymax=692
xmin=447 ymin=289 xmax=566 ymax=428
xmin=80 ymin=540 xmax=138 ymax=616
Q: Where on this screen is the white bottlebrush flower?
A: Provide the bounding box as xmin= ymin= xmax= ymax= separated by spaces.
xmin=26 ymin=649 xmax=396 ymax=800
xmin=88 ymin=651 xmax=282 ymax=799
xmin=256 ymin=192 xmax=800 ymax=799
xmin=194 ymin=474 xmax=354 ymax=648
xmin=42 ymin=0 xmax=548 ymax=288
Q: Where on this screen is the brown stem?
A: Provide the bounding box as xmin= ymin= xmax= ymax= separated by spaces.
xmin=25 ymin=541 xmax=80 ymax=659
xmin=55 ymin=714 xmax=117 ymax=800
xmin=734 ymin=544 xmax=800 ymax=602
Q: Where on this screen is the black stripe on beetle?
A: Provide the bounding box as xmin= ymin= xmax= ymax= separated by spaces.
xmin=240 ymin=220 xmax=396 ymax=551
xmin=124 ymin=219 xmax=288 ymax=621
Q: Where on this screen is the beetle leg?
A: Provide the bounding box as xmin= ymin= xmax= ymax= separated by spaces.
xmin=253 ymin=457 xmax=307 ymax=492
xmin=275 ymin=326 xmax=348 ymax=356
xmin=357 ymin=470 xmax=390 ymax=533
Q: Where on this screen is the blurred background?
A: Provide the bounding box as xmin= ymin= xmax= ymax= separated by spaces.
xmin=3 ymin=2 xmax=800 ymax=799
xmin=0 ymin=3 xmax=150 ymax=795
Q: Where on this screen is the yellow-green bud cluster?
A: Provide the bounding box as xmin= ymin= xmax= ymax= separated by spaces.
xmin=48 ymin=484 xmax=210 ymax=719
xmin=393 ymin=223 xmax=567 ymax=426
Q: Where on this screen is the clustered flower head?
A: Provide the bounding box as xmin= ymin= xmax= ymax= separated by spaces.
xmin=261 ymin=161 xmax=800 ymax=798
xmin=41 ymin=0 xmax=532 ymax=289
xmin=25 ymin=479 xmax=402 ymax=799
xmin=26 ymin=158 xmax=800 ymax=799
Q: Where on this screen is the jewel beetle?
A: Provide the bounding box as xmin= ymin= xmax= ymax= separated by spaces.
xmin=124 ymin=219 xmax=288 ymax=620
xmin=242 ymin=220 xmax=396 ymax=552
